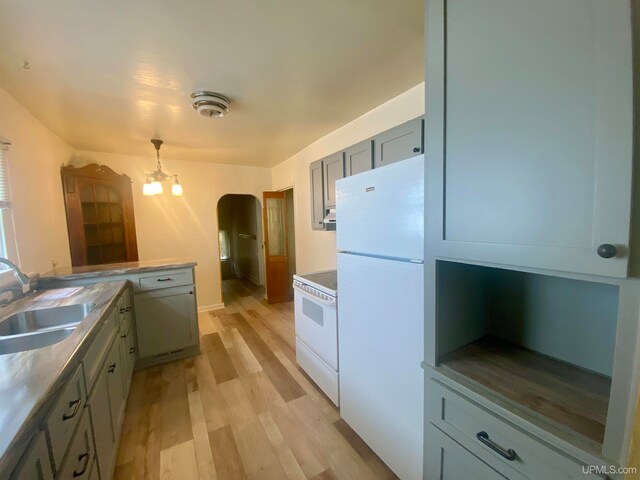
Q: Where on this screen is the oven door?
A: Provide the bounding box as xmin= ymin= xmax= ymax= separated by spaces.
xmin=293 ymin=285 xmax=338 ymax=370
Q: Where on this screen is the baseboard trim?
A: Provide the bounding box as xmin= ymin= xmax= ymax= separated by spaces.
xmin=246 ymin=274 xmax=260 ymax=286
xmin=198 ymin=303 xmax=225 ymax=313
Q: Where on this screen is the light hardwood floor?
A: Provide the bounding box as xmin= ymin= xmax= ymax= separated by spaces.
xmin=114 ymin=279 xmax=398 ymax=480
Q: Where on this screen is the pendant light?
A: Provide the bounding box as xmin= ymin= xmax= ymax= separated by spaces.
xmin=143 ymin=139 xmax=183 ymax=196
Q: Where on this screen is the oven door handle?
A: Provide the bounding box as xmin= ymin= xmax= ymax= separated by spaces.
xmin=293 ymin=284 xmax=336 ymax=306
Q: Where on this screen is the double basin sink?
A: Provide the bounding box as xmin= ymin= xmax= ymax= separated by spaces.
xmin=0 ymin=302 xmax=94 ymax=354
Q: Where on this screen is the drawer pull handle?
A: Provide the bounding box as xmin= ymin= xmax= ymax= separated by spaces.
xmin=476 ymin=431 xmax=517 ymax=461
xmin=62 ymin=399 xmax=81 ymax=421
xmin=129 ymin=347 xmax=136 ymax=354
xmin=73 ymin=452 xmax=90 ymax=477
xmin=119 ymin=307 xmax=126 ymax=314
xmin=108 ymin=363 xmax=117 ymax=373
xmin=121 ymin=334 xmax=127 ymax=339
xmin=157 ymin=277 xmax=173 ymax=282
xmin=125 ymin=306 xmax=132 ymax=312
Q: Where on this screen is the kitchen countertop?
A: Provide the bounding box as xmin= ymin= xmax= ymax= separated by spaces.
xmin=40 ymin=257 xmax=197 ymax=281
xmin=0 ymin=281 xmax=127 ymax=476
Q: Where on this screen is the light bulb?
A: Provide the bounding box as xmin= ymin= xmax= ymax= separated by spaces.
xmin=151 ymin=181 xmax=163 ymax=194
xmin=143 ymin=181 xmax=154 ymax=196
xmin=172 ymin=180 xmax=183 ymax=196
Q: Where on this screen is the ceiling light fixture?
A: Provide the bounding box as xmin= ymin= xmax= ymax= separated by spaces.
xmin=190 ymin=91 xmax=230 ymax=118
xmin=143 ymin=139 xmax=183 ymax=196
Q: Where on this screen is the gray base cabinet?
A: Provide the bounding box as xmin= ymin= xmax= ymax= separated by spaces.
xmin=11 ymin=432 xmax=53 ymax=480
xmin=134 ymin=284 xmax=198 ymax=359
xmin=10 ymin=285 xmax=136 ymax=480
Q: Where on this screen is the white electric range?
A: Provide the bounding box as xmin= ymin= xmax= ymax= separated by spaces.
xmin=292 ymin=270 xmax=339 ymax=405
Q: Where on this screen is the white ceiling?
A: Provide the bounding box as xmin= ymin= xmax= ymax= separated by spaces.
xmin=0 ymin=0 xmax=423 ymax=168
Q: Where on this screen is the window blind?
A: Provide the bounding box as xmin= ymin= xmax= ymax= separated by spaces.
xmin=0 ymin=143 xmax=11 ymax=209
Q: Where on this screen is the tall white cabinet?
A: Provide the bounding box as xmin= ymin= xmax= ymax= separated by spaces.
xmin=426 ymin=0 xmax=634 ymax=278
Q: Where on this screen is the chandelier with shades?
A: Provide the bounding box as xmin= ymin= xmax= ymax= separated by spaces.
xmin=142 ymin=139 xmax=183 ymax=196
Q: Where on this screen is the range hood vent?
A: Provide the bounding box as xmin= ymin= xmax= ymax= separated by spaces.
xmin=323 ymin=208 xmax=336 ymax=224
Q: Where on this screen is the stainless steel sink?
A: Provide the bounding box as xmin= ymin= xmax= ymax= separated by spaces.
xmin=0 ymin=303 xmax=94 ymax=336
xmin=0 ymin=327 xmax=76 ymax=354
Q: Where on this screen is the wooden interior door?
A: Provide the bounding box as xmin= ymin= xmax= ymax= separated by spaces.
xmin=262 ymin=191 xmax=291 ymax=303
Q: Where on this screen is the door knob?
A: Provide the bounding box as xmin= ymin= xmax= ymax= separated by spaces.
xmin=412 ymin=147 xmax=420 ymax=153
xmin=597 ymin=244 xmax=617 ymax=259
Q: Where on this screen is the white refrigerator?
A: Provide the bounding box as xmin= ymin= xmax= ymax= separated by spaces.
xmin=336 ymin=155 xmax=424 ymax=480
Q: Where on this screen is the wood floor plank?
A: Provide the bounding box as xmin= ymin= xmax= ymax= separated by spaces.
xmin=160 ymin=439 xmax=198 ymax=480
xmin=228 ymin=312 xmax=305 ymax=402
xmin=258 ymin=411 xmax=307 ymax=480
xmin=268 ymin=401 xmax=327 ymax=478
xmin=194 ymin=353 xmax=229 ymax=431
xmin=333 ymin=419 xmax=398 ymax=479
xmin=232 ymin=416 xmax=289 ymax=480
xmin=240 ymin=370 xmax=286 ymax=414
xmin=131 ymin=401 xmax=162 ymax=480
xmin=160 ymin=361 xmax=193 ymax=450
xmin=230 ymin=328 xmax=263 ymax=375
xmin=310 ymin=469 xmax=340 ymax=480
xmin=116 ymin=368 xmax=147 ymax=466
xmin=288 ymin=395 xmax=377 ymax=480
xmin=219 ymin=377 xmax=257 ymax=426
xmin=188 ymin=391 xmax=218 ymax=480
xmin=206 ymin=332 xmax=239 ymax=383
xmin=185 ymin=358 xmax=199 ymax=393
xmin=273 ymin=349 xmax=340 ymax=423
xmin=209 ymin=426 xmax=248 ymax=480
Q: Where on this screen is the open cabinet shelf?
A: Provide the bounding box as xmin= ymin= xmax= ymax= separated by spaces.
xmin=439 ymin=335 xmax=611 ymax=445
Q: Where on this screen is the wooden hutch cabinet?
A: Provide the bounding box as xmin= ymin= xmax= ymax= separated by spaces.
xmin=61 ymin=164 xmax=139 ymax=266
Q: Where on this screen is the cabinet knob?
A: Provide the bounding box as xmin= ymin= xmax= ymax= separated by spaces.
xmin=597 ymin=244 xmax=617 ymax=259
xmin=189 ymin=291 xmax=194 ymax=295
xmin=412 ymin=147 xmax=420 ymax=153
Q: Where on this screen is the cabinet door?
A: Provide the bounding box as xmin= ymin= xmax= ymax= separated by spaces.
xmin=323 ymin=152 xmax=345 ymax=208
xmin=88 ymin=369 xmax=116 ymax=480
xmin=56 ymin=410 xmax=95 ymax=480
xmin=11 ymin=432 xmax=54 ymax=480
xmin=373 ymin=117 xmax=423 ymax=168
xmin=119 ymin=320 xmax=136 ymax=397
xmin=425 ymin=0 xmax=633 ymax=277
xmin=105 ymin=341 xmax=126 ymax=438
xmin=425 ymin=424 xmax=511 ymax=480
xmin=344 ymin=140 xmax=373 ymax=177
xmin=310 ymin=159 xmax=325 ymax=230
xmin=134 ymin=285 xmax=197 ymax=358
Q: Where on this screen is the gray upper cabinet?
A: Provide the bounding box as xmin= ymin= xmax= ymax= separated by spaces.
xmin=310 ymin=159 xmax=325 ymax=230
xmin=373 ymin=117 xmax=423 ymax=168
xmin=344 ymin=140 xmax=373 ymax=177
xmin=323 ymin=152 xmax=345 ymax=208
xmin=425 ymin=0 xmax=633 ymax=278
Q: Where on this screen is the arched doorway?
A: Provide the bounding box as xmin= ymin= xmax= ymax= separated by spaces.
xmin=216 ymin=194 xmax=265 ymax=303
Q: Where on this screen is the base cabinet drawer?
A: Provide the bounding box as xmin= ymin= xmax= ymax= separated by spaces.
xmin=11 ymin=431 xmax=54 ymax=480
xmin=426 ymin=424 xmax=513 ymax=480
xmin=136 ymin=269 xmax=193 ymax=291
xmin=45 ymin=365 xmax=87 ymax=472
xmin=426 ymin=378 xmax=603 ymax=479
xmin=56 ymin=409 xmax=95 ymax=480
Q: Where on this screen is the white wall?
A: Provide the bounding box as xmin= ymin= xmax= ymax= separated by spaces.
xmin=271 ymin=83 xmax=425 ymax=273
xmin=73 ymin=150 xmax=271 ymax=310
xmin=0 ymin=86 xmax=73 ymax=274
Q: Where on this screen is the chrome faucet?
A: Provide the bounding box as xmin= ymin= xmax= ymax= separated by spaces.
xmin=0 ymin=257 xmax=29 ymax=286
